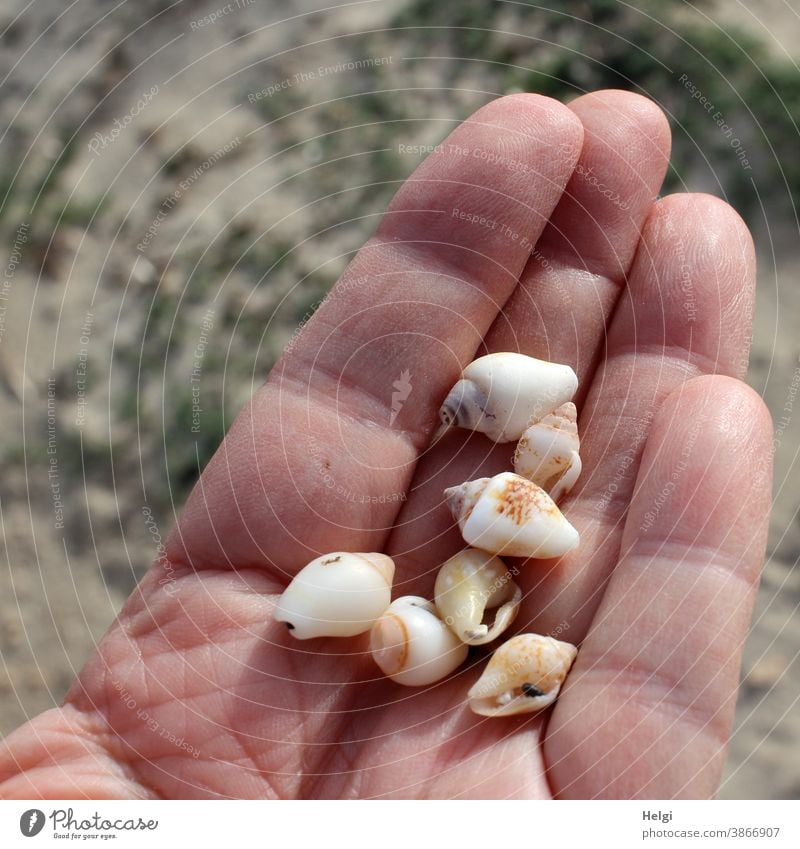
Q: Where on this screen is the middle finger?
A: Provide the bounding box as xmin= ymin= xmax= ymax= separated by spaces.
xmin=387 ymin=91 xmax=671 ymax=594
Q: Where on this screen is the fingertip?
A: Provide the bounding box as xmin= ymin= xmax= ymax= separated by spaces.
xmin=569 ymin=89 xmax=671 ymax=157
xmin=650 ymin=192 xmax=756 ymax=271
xmin=621 ymin=192 xmax=757 ymax=375
xmin=644 ymin=374 xmax=773 ymax=564
xmin=662 ymin=374 xmax=773 ymax=471
xmin=490 ymin=90 xmax=585 ymax=125
xmin=476 ymin=92 xmax=584 ymax=154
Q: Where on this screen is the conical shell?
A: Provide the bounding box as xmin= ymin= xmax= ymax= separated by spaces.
xmin=444 ymin=472 xmax=579 ymax=558
xmin=370 ymin=597 xmax=469 ymax=687
xmin=514 ymin=402 xmax=581 ymax=500
xmin=434 ymin=549 xmax=521 ymax=645
xmin=274 ymin=552 xmax=394 ymax=639
xmin=468 ymin=633 xmax=578 ymax=716
xmin=550 ymin=452 xmax=581 ymax=502
xmin=439 ymin=353 xmax=578 ymax=443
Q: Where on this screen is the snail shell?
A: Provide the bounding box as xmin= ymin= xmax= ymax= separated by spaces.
xmin=468 ymin=633 xmax=578 ymax=716
xmin=549 ymin=452 xmax=582 ymax=503
xmin=514 ymin=402 xmax=582 ymax=501
xmin=434 ymin=549 xmax=521 ymax=645
xmin=444 ymin=472 xmax=580 ymax=559
xmin=370 ymin=596 xmax=469 ymax=686
xmin=439 ymin=352 xmax=578 ymax=443
xmin=274 ymin=552 xmax=394 ymax=639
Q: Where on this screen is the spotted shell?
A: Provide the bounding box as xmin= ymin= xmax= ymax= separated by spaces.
xmin=444 ymin=472 xmax=579 ymax=559
xmin=468 ymin=633 xmax=578 ymax=716
xmin=514 ymin=402 xmax=582 ymax=501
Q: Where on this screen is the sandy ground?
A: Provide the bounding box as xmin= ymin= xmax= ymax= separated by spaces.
xmin=0 ymin=0 xmax=797 ymax=799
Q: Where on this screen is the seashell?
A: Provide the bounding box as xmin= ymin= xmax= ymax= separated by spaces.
xmin=434 ymin=549 xmax=521 ymax=645
xmin=274 ymin=552 xmax=394 ymax=639
xmin=514 ymin=402 xmax=582 ymax=501
xmin=370 ymin=596 xmax=469 ymax=686
xmin=468 ymin=633 xmax=578 ymax=716
xmin=549 ymin=452 xmax=582 ymax=503
xmin=438 ymin=352 xmax=578 ymax=443
xmin=444 ymin=472 xmax=579 ymax=558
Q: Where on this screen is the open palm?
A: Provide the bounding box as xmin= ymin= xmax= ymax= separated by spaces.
xmin=0 ymin=91 xmax=772 ymax=799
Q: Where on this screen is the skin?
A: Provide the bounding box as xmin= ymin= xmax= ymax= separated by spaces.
xmin=0 ymin=91 xmax=772 ymax=799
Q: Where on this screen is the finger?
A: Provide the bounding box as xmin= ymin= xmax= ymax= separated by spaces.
xmin=384 ymin=91 xmax=670 ymax=591
xmin=526 ymin=193 xmax=756 ymax=640
xmin=486 ymin=89 xmax=671 ymax=389
xmin=546 ymin=376 xmax=772 ymax=799
xmin=166 ymin=95 xmax=583 ymax=575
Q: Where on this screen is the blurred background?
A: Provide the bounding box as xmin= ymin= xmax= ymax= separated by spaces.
xmin=0 ymin=0 xmax=797 ymax=798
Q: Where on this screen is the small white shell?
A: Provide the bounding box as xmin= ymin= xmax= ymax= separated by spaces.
xmin=370 ymin=596 xmax=469 ymax=686
xmin=514 ymin=402 xmax=582 ymax=501
xmin=439 ymin=353 xmax=578 ymax=443
xmin=468 ymin=633 xmax=578 ymax=716
xmin=274 ymin=552 xmax=394 ymax=639
xmin=434 ymin=549 xmax=521 ymax=645
xmin=550 ymin=452 xmax=582 ymax=503
xmin=444 ymin=472 xmax=579 ymax=559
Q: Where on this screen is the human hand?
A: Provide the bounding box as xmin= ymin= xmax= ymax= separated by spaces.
xmin=0 ymin=90 xmax=772 ymax=799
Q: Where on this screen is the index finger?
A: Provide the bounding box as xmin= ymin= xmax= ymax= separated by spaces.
xmin=166 ymin=94 xmax=584 ymax=576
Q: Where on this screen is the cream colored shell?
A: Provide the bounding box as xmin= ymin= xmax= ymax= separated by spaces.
xmin=370 ymin=596 xmax=469 ymax=686
xmin=444 ymin=472 xmax=579 ymax=558
xmin=439 ymin=352 xmax=578 ymax=443
xmin=273 ymin=552 xmax=394 ymax=639
xmin=514 ymin=402 xmax=581 ymax=501
xmin=434 ymin=549 xmax=521 ymax=645
xmin=468 ymin=633 xmax=578 ymax=716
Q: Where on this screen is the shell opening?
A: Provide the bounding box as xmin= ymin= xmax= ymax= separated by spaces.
xmin=467 ymin=598 xmax=513 ymax=643
xmin=439 ymin=379 xmax=491 ymax=433
xmin=470 ymin=681 xmax=554 ymax=714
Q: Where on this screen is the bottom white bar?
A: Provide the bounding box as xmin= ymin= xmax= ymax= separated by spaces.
xmin=0 ymin=799 xmax=797 ymax=847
